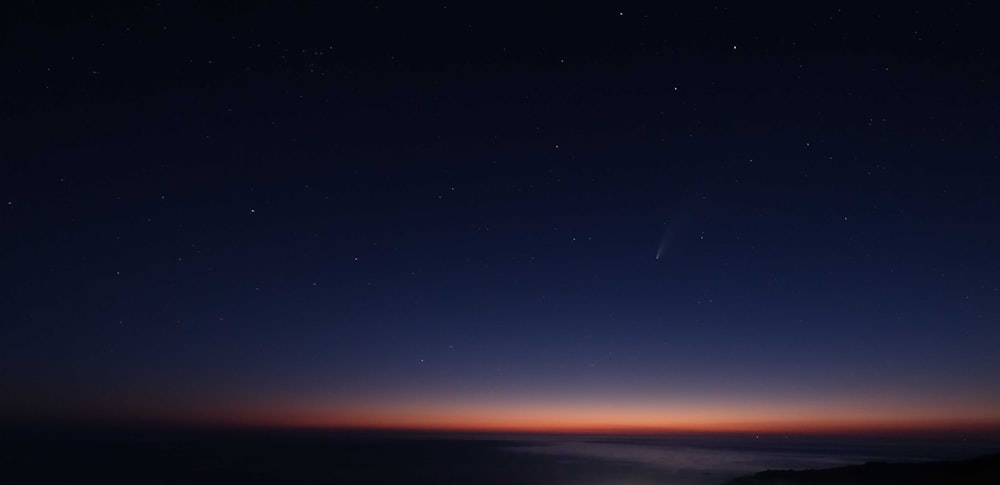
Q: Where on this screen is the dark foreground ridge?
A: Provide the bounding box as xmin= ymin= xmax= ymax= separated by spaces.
xmin=723 ymin=453 xmax=1000 ymax=485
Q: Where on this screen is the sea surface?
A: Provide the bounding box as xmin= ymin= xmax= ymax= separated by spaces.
xmin=2 ymin=429 xmax=998 ymax=484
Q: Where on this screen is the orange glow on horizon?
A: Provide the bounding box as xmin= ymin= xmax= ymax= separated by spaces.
xmin=149 ymin=399 xmax=1000 ymax=436
xmin=31 ymin=392 xmax=1000 ymax=437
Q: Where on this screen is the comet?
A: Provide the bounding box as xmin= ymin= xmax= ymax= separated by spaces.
xmin=656 ymin=223 xmax=676 ymax=260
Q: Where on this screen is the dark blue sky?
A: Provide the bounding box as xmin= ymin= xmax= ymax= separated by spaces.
xmin=2 ymin=1 xmax=999 ymax=432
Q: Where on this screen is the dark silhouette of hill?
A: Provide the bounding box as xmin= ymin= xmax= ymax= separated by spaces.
xmin=723 ymin=453 xmax=1000 ymax=485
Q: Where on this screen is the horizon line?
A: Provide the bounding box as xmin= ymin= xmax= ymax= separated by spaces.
xmin=6 ymin=418 xmax=1000 ymax=438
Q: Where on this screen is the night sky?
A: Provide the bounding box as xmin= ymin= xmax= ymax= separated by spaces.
xmin=3 ymin=2 xmax=999 ymax=434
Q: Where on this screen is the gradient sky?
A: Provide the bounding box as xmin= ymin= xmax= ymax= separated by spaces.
xmin=2 ymin=2 xmax=999 ymax=434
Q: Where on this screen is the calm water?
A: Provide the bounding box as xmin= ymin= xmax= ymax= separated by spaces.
xmin=3 ymin=430 xmax=998 ymax=484
xmin=498 ymin=434 xmax=1000 ymax=484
